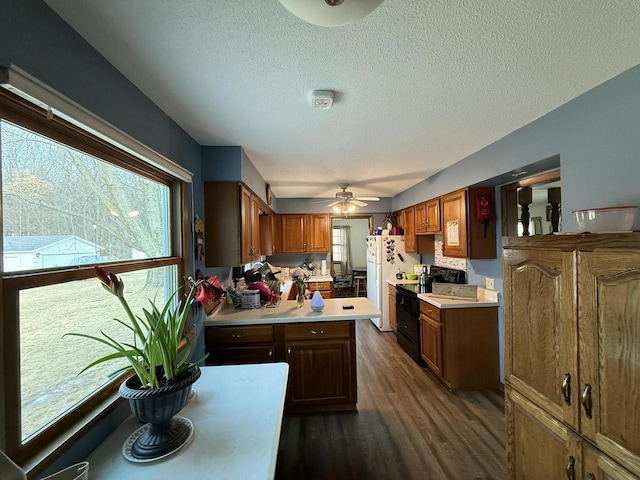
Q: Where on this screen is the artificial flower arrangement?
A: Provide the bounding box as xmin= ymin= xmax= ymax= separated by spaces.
xmin=290 ymin=267 xmax=310 ymax=307
xmin=67 ymin=266 xmax=212 ymax=389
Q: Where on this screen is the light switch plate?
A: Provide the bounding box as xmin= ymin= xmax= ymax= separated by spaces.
xmin=486 ymin=277 xmax=495 ymax=290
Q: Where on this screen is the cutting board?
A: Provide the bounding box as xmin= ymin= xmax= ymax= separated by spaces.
xmin=430 ymin=283 xmax=478 ymax=302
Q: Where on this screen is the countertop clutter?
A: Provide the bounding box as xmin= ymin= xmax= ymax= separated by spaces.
xmin=206 ymin=281 xmax=381 ymax=326
xmin=87 ymin=363 xmax=289 ymax=480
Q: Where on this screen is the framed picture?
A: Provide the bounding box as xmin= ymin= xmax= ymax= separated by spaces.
xmin=266 ymin=183 xmax=272 ymax=205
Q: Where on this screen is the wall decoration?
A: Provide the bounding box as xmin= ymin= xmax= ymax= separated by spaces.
xmin=194 ymin=216 xmax=205 ymax=261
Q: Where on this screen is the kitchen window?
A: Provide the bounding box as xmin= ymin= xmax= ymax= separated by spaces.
xmin=0 ymin=88 xmax=188 ymax=467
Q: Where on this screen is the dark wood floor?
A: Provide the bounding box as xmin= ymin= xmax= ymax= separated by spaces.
xmin=275 ymin=318 xmax=507 ymax=480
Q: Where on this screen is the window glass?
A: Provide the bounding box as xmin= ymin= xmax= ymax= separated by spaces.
xmin=19 ymin=265 xmax=176 ymax=441
xmin=1 ymin=120 xmax=170 ymax=272
xmin=332 ymin=228 xmax=342 ymax=261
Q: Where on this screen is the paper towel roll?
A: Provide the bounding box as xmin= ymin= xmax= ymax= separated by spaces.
xmin=321 ymin=260 xmax=327 ymax=276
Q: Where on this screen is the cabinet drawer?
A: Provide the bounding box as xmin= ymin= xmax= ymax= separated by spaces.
xmin=206 ymin=325 xmax=274 ymax=346
xmin=420 ymin=301 xmax=441 ymax=322
xmin=284 ymin=321 xmax=352 ymax=341
xmin=206 ymin=345 xmax=275 ymax=365
xmin=308 ymin=281 xmax=332 ymax=291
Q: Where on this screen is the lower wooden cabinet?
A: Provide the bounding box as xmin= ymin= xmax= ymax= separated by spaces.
xmin=507 ymin=388 xmax=639 ymax=480
xmin=506 ymin=388 xmax=579 ymax=480
xmin=205 ymin=325 xmax=275 ymax=365
xmin=306 ymin=280 xmax=333 ymax=299
xmin=284 ymin=321 xmax=356 ymax=412
xmin=205 ymin=320 xmax=357 ymax=413
xmin=419 ymin=300 xmax=499 ymax=390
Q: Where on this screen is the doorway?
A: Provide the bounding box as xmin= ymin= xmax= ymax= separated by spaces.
xmin=330 ymin=215 xmax=372 ymax=297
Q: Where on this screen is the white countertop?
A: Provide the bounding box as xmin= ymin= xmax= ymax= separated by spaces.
xmin=418 ymin=288 xmax=500 ymax=309
xmin=302 ymin=274 xmax=334 ymax=283
xmin=386 ymin=279 xmax=419 ymax=286
xmin=205 ymin=297 xmax=381 ymax=326
xmin=87 ymin=363 xmax=289 ymax=480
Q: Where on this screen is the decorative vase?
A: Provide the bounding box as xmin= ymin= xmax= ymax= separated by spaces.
xmin=296 ymin=290 xmax=305 ymax=308
xmin=310 ymin=290 xmax=325 ymax=312
xmin=119 ymin=365 xmax=201 ymax=460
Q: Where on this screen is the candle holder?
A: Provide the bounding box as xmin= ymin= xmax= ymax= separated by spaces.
xmin=518 ymin=187 xmax=532 ymax=236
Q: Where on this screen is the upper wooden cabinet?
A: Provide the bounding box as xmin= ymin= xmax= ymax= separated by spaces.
xmin=403 ymin=206 xmax=416 ymax=253
xmin=416 ymin=198 xmax=441 ymax=235
xmin=503 ymin=233 xmax=640 ymax=479
xmin=281 ymin=214 xmax=330 ymax=253
xmin=204 ymin=182 xmax=264 ymax=266
xmin=309 ymin=214 xmax=330 ymax=252
xmin=415 ymin=202 xmax=427 ymax=234
xmin=425 ymin=198 xmax=441 ymax=233
xmin=441 ymin=187 xmax=496 ymax=259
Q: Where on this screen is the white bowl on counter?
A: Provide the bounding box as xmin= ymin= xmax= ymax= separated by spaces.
xmin=573 ymin=206 xmax=637 ymax=232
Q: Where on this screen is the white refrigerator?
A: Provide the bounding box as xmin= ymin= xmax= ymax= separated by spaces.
xmin=366 ymin=235 xmax=420 ymax=331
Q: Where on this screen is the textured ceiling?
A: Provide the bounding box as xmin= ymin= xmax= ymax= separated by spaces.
xmin=44 ymin=0 xmax=640 ymax=200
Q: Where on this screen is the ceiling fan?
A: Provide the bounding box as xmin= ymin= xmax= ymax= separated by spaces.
xmin=319 ymin=184 xmax=380 ymax=212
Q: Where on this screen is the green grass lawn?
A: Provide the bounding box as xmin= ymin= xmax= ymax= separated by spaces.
xmin=19 ymin=269 xmax=171 ymax=440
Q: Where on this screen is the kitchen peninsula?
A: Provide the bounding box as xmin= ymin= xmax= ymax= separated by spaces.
xmin=204 ymin=281 xmax=381 ymax=413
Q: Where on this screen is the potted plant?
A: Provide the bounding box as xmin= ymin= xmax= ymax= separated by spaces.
xmin=67 ymin=266 xmax=216 ymax=460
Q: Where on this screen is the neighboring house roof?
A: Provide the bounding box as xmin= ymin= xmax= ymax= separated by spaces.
xmin=3 ymin=235 xmax=97 ymax=253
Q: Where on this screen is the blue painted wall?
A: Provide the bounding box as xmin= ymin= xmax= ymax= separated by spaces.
xmin=3 ymin=0 xmax=640 ymax=473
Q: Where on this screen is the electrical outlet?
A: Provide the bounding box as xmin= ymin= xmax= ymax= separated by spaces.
xmin=486 ymin=277 xmax=495 ymax=290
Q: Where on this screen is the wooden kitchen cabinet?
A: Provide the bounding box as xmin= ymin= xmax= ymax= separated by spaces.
xmin=281 ymin=214 xmax=330 ymax=253
xmin=420 ymin=310 xmax=442 ymax=376
xmin=403 ymin=206 xmax=416 ymax=252
xmin=503 ymin=233 xmax=640 ymax=479
xmin=419 ymin=300 xmax=499 ymax=390
xmin=388 ymin=284 xmax=396 ymax=332
xmin=204 ymin=320 xmax=357 ymax=413
xmin=282 ymin=214 xmax=306 ymax=253
xmin=284 ymin=321 xmax=356 ymax=413
xmin=506 ymin=388 xmax=580 ymax=480
xmin=306 ymin=281 xmax=333 ymax=299
xmin=309 ymin=214 xmax=330 ymax=252
xmin=441 ymin=187 xmax=496 ymax=259
xmin=271 ymin=214 xmax=282 ymax=254
xmin=425 ymin=197 xmax=441 ymax=233
xmin=395 ymin=209 xmax=405 ymax=232
xmin=205 ymin=324 xmax=275 ymax=365
xmin=204 ymin=182 xmax=263 ymax=266
xmin=415 ymin=198 xmax=440 ymax=234
xmin=415 ymin=202 xmax=427 ymax=234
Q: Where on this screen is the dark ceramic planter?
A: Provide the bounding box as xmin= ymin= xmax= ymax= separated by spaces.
xmin=119 ymin=365 xmax=201 ymax=460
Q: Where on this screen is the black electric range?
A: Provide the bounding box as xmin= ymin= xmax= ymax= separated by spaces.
xmin=395 ymin=266 xmax=466 ymax=365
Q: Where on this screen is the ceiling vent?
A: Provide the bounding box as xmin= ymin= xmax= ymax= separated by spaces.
xmin=310 ymin=90 xmax=334 ymax=109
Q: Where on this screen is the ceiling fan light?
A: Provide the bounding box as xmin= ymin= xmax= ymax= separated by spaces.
xmin=278 ymin=0 xmax=385 ymax=27
xmin=347 ymin=205 xmax=356 ymax=212
xmin=333 ymin=205 xmax=341 ymax=213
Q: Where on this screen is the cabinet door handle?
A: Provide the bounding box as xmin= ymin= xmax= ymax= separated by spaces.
xmin=310 ymin=330 xmax=324 ymax=335
xmin=287 ymin=347 xmax=291 ymax=356
xmin=268 ymin=349 xmax=273 ymax=358
xmin=231 ymin=334 xmax=248 ymax=338
xmin=565 ymin=456 xmax=575 ymax=480
xmin=561 ymin=373 xmax=571 ymax=405
xmin=581 ymin=384 xmax=593 ymax=419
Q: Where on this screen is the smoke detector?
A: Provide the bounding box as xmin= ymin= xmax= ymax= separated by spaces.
xmin=310 ymin=90 xmax=334 ymax=109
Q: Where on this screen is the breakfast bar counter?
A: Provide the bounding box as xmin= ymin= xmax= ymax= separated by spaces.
xmin=204 ymin=280 xmax=381 ymax=326
xmin=87 ymin=363 xmax=288 ymax=480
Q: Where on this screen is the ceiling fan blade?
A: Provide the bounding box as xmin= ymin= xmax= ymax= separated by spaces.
xmin=355 ymin=196 xmax=380 ymax=201
xmin=350 ymin=199 xmax=367 ymax=207
xmin=310 ymin=198 xmax=333 ymax=204
xmin=326 ymin=200 xmax=341 ymax=207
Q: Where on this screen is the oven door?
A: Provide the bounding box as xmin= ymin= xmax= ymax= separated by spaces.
xmin=395 ymin=287 xmax=423 ymax=364
xmin=396 ymin=287 xmax=419 ymax=342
